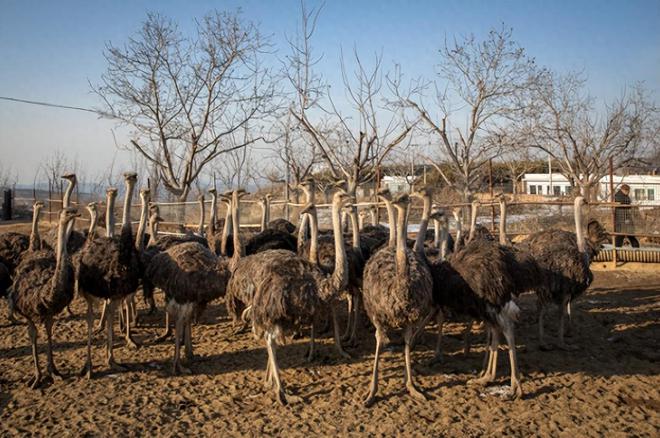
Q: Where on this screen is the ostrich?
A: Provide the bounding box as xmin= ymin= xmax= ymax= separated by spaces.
xmin=248 ymin=189 xmax=352 ymax=405
xmin=522 ymin=196 xmax=608 ymax=350
xmin=145 ymin=198 xmax=231 ymax=374
xmin=206 ymin=188 xmax=225 ymax=256
xmin=0 ymin=225 xmax=30 ymax=323
xmin=77 ymin=172 xmax=141 ymax=378
xmin=9 ymin=207 xmax=79 ymax=388
xmin=362 ymin=193 xmax=434 ymax=406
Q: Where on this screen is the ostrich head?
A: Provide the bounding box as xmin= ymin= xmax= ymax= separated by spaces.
xmin=123 ymin=171 xmax=138 ymax=183
xmin=86 ymin=201 xmax=98 ymax=214
xmin=377 ymin=188 xmax=393 ymax=202
xmin=32 ymin=200 xmax=44 ymax=213
xmin=106 ymin=187 xmax=118 ymax=199
xmin=61 ymin=172 xmax=77 ymax=183
xmin=60 ymin=207 xmax=81 ymax=222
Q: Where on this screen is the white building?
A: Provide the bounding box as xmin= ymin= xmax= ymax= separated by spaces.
xmin=522 ymin=173 xmax=660 ymax=205
xmin=381 ymin=175 xmax=413 ymax=194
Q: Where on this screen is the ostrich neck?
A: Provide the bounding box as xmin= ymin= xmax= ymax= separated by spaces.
xmin=454 ymin=211 xmax=463 ymax=248
xmin=106 ymin=195 xmax=116 ymax=238
xmin=348 ymin=207 xmax=360 ymax=252
xmin=468 ymin=203 xmax=478 ymax=242
xmin=265 ymin=197 xmax=271 ymax=227
xmin=385 ymin=200 xmax=396 ymax=248
xmin=29 ymin=208 xmax=42 ymax=251
xmin=198 ymin=199 xmax=205 ymax=236
xmin=499 ymin=200 xmax=507 ymax=246
xmin=62 ymin=180 xmax=74 ymax=208
xmin=370 ymin=208 xmax=378 ymax=226
xmin=230 ymin=195 xmax=242 ymax=268
xmin=209 ymin=195 xmax=217 ymax=235
xmin=330 ymin=201 xmax=348 ymax=290
xmin=220 ymin=202 xmax=232 ymax=256
xmin=135 ymin=196 xmax=149 ymax=251
xmin=575 ymin=201 xmax=585 ymax=254
xmin=88 ymin=210 xmax=98 ymax=241
xmin=395 ymin=205 xmax=407 ymax=272
xmin=121 ymin=183 xmax=134 ymax=235
xmin=358 ymin=214 xmax=364 ymax=230
xmin=147 ymin=216 xmax=159 ymax=246
xmin=440 ymin=222 xmax=449 ymax=260
xmin=56 ymin=218 xmax=68 ymax=266
xmin=414 ymin=196 xmax=431 ymax=256
xmin=259 ymin=202 xmax=267 ymax=232
xmin=308 ymin=210 xmax=319 ymax=265
xmin=433 ymin=219 xmax=441 ymax=249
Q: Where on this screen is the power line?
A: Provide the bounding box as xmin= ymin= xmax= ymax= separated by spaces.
xmin=0 ymin=95 xmax=107 ymax=116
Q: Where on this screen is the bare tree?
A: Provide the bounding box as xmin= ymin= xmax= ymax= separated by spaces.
xmin=94 ymin=11 xmax=275 ymax=201
xmin=286 ymin=2 xmax=412 ymax=197
xmin=0 ymin=163 xmax=17 ymax=190
xmin=528 ymin=70 xmax=658 ymax=200
xmin=397 ymin=26 xmax=539 ymax=200
xmin=491 ymin=127 xmax=541 ymax=196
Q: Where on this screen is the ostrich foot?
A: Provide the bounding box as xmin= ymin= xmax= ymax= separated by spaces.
xmin=185 ymin=352 xmax=198 ymax=363
xmin=172 ymin=361 xmax=192 ymax=375
xmin=125 ymin=337 xmax=141 ymax=350
xmin=106 ymin=358 xmax=127 ymax=372
xmin=27 ymin=373 xmax=43 ymax=389
xmin=468 ymin=374 xmax=494 ymax=386
xmin=406 ymin=383 xmax=427 ymax=402
xmin=363 ymin=393 xmax=377 ymax=408
xmin=66 ymin=305 xmax=75 ymax=318
xmin=276 ymin=390 xmax=302 ymax=406
xmin=508 ymin=380 xmax=523 ymax=400
xmin=47 ymin=364 xmax=64 ymax=381
xmin=78 ymin=362 xmax=93 ymax=380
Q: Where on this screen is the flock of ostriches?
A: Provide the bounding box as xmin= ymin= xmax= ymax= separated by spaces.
xmin=0 ymin=172 xmax=609 ymax=406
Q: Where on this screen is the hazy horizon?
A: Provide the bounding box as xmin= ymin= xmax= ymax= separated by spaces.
xmin=1 ymin=0 xmax=659 ymax=186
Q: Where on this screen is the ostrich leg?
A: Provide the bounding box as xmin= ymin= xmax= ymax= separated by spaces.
xmin=123 ymin=296 xmax=140 ymax=350
xmin=341 ymin=295 xmax=354 ymax=341
xmin=538 ymin=304 xmax=550 ymax=351
xmin=502 ymin=322 xmax=523 ymax=399
xmin=155 ymin=312 xmax=172 ymax=343
xmin=105 ymin=300 xmax=126 ymax=371
xmin=463 ymin=320 xmax=474 ymax=355
xmin=26 ymin=321 xmax=42 ymax=389
xmin=469 ymin=326 xmax=500 ymax=386
xmin=172 ymin=310 xmax=191 ymax=375
xmin=306 ymin=323 xmax=316 ymax=362
xmin=79 ymin=298 xmax=94 ymax=379
xmin=363 ymin=326 xmax=384 ymax=407
xmin=346 ymin=293 xmax=361 ymax=345
xmin=44 ymin=316 xmax=63 ymax=380
xmin=266 ymin=331 xmax=301 ymax=405
xmin=94 ymin=300 xmax=109 ymax=335
xmin=331 ymin=305 xmax=351 ymax=359
xmin=558 ymin=297 xmax=577 ymax=351
xmin=432 ymin=311 xmax=445 ymax=364
xmin=184 ymin=319 xmax=195 ymax=362
xmin=403 ymin=325 xmax=427 ymax=401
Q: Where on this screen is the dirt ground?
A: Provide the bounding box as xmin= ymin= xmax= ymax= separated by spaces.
xmin=0 ymin=221 xmax=658 ymax=436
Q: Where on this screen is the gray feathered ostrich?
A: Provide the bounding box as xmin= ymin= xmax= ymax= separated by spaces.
xmin=249 ymin=189 xmax=352 ymax=405
xmin=522 ymin=196 xmax=608 ymax=350
xmin=145 ymin=194 xmax=232 ymax=374
xmin=42 ymin=173 xmax=85 ymax=255
xmin=77 ymin=172 xmax=141 ymax=378
xmin=9 ymin=207 xmax=79 ymax=388
xmin=362 ymin=192 xmax=434 ymax=407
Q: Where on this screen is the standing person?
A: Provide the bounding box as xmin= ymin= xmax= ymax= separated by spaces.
xmin=614 ymin=184 xmax=640 ymax=248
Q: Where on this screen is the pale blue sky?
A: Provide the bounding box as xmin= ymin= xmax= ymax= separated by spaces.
xmin=1 ymin=0 xmax=658 ymax=184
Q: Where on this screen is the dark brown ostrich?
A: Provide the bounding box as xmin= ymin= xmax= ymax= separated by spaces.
xmin=0 ymin=226 xmax=30 ymax=322
xmin=77 ymin=172 xmax=141 ymax=378
xmin=522 ymin=196 xmax=608 ymax=350
xmin=268 ymin=218 xmax=296 ymax=234
xmin=249 ymin=190 xmax=352 ymax=405
xmin=9 ymin=207 xmax=79 ymax=388
xmin=428 ymin=236 xmax=525 ymax=399
xmin=361 ymin=192 xmax=434 ymax=407
xmin=145 ymin=192 xmax=233 ymax=374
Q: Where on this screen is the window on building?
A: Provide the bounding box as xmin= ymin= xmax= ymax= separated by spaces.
xmin=634 ymin=188 xmax=645 ymax=200
xmin=553 ymin=186 xmax=561 ymax=196
xmin=648 ymin=189 xmax=655 ymax=201
xmin=538 ymin=185 xmax=543 ymax=195
xmin=530 ymin=185 xmax=536 ymax=194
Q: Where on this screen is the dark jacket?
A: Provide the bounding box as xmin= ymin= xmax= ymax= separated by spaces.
xmin=614 ymin=190 xmax=634 ymax=234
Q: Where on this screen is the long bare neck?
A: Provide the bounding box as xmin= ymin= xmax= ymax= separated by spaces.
xmin=348 ymin=207 xmax=360 ymax=252
xmin=439 ymin=221 xmax=449 ymax=260
xmin=121 ymin=182 xmax=135 ymax=236
xmin=220 ymin=202 xmax=232 ymax=255
xmin=308 ymin=210 xmax=319 ymax=265
xmin=56 ymin=218 xmax=68 ymax=266
xmin=385 ymin=200 xmax=396 ymax=248
xmin=433 ymin=218 xmax=440 ymax=248
xmin=499 ymin=199 xmax=508 ymax=246
xmin=88 ymin=209 xmax=98 ymax=241
xmin=395 ymin=205 xmax=408 ymax=272
xmin=148 ymin=216 xmax=159 ymax=246
xmin=136 ymin=195 xmax=149 ymax=251
xmin=259 ymin=201 xmax=267 ymax=232
xmin=230 ymin=194 xmax=242 ymax=268
xmin=209 ymin=194 xmax=217 ymax=235
xmin=370 ymin=207 xmax=378 ymax=226
xmin=575 ymin=198 xmax=585 ymax=253
xmin=265 ymin=197 xmax=271 ymax=227
xmin=468 ymin=203 xmax=478 ymax=242
xmin=413 ymin=195 xmax=431 ymax=256
xmin=453 ymin=210 xmax=463 ymax=249
xmin=106 ymin=195 xmax=116 ymax=238
xmin=198 ymin=198 xmax=205 ymax=236
xmin=62 ymin=180 xmax=74 ymax=208
xmin=29 ymin=208 xmax=42 ymax=251
xmin=330 ymin=200 xmax=348 ymax=290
